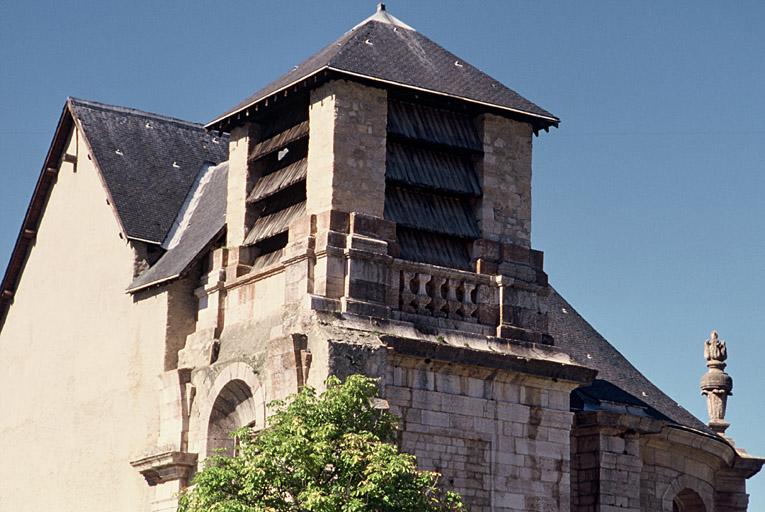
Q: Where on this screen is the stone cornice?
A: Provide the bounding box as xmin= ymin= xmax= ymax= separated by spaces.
xmin=380 ymin=334 xmax=596 ymax=384
xmin=130 ymin=451 xmax=198 ymax=486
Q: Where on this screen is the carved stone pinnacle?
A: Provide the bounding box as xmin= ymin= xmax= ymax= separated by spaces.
xmin=700 ymin=330 xmax=733 ymax=435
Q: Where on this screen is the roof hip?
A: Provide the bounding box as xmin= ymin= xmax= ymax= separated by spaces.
xmin=208 ymin=12 xmax=558 ymax=131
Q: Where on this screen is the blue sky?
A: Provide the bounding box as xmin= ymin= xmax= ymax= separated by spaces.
xmin=1 ymin=0 xmax=763 ymax=505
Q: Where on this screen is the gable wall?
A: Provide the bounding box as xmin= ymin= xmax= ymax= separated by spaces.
xmin=0 ymin=128 xmax=170 ymax=511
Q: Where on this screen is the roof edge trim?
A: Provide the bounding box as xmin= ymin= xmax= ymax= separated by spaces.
xmin=126 ymin=235 xmax=164 ymax=245
xmin=126 ymin=273 xmax=183 ymax=294
xmin=206 ymin=66 xmax=559 ymax=131
xmin=663 ymin=423 xmax=738 ymax=462
xmin=67 ymin=100 xmax=131 ymax=239
xmin=329 ymin=67 xmax=560 ymax=124
xmin=1 ymin=103 xmax=75 ymax=330
xmin=205 ymin=67 xmax=330 ymax=129
xmin=126 ymin=225 xmax=226 ymax=294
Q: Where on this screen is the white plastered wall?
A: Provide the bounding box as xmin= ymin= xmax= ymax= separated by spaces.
xmin=0 ymin=127 xmax=170 ymax=511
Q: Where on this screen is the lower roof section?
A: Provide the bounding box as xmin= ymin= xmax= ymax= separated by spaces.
xmin=545 ymin=286 xmax=714 ymax=435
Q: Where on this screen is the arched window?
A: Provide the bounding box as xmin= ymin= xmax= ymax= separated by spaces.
xmin=673 ymin=488 xmax=706 ymax=512
xmin=206 ymin=379 xmax=259 ymax=456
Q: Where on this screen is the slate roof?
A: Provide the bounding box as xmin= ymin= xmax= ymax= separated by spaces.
xmin=70 ymin=98 xmax=228 ymax=243
xmin=545 ymin=288 xmax=714 ymax=434
xmin=128 ymin=162 xmax=228 ymax=292
xmin=208 ymin=8 xmax=558 ymax=130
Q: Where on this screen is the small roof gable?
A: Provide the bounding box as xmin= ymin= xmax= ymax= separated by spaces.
xmin=70 ymin=98 xmax=228 ymax=244
xmin=208 ymin=6 xmax=558 ymax=130
xmin=128 ymin=161 xmax=228 ymax=292
xmin=545 ymin=287 xmax=715 ymax=435
xmin=1 ymin=98 xmax=229 ymax=329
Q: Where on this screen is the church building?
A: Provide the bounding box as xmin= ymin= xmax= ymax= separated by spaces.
xmin=0 ymin=6 xmax=761 ymax=511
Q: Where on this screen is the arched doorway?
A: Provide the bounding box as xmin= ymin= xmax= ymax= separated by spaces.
xmin=206 ymin=379 xmax=259 ymax=456
xmin=673 ymin=488 xmax=706 ymax=512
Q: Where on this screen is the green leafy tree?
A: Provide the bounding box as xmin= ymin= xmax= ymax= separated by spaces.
xmin=179 ymin=375 xmax=464 ymax=512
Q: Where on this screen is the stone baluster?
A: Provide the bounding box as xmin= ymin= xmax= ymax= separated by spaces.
xmin=461 ymin=282 xmax=478 ymax=322
xmin=430 ymin=275 xmax=447 ymax=317
xmin=400 ymin=271 xmax=417 ymax=313
xmin=414 ymin=273 xmax=432 ymax=314
xmin=446 ymin=278 xmax=462 ymax=320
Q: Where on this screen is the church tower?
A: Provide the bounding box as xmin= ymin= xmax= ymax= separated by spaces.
xmin=156 ymin=5 xmax=596 ymax=511
xmin=3 ymin=5 xmax=761 ymax=512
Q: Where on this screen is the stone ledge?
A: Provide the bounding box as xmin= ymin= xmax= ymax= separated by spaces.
xmin=380 ymin=334 xmax=596 ymax=384
xmin=130 ymin=451 xmax=198 ymax=486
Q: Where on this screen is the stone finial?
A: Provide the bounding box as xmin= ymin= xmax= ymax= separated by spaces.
xmin=704 ymin=330 xmax=727 ymax=362
xmin=700 ymin=330 xmax=733 ymax=435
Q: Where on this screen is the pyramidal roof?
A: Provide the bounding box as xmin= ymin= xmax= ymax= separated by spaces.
xmin=208 ymin=4 xmax=558 ymax=130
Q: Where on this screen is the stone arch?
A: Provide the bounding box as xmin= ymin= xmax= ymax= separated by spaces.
xmin=662 ymin=474 xmax=713 ymax=512
xmin=673 ymin=488 xmax=707 ymax=512
xmin=198 ymin=362 xmax=265 ymax=459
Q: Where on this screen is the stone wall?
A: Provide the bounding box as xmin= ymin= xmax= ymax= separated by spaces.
xmin=640 ymin=427 xmax=742 ymax=512
xmin=0 ymin=128 xmax=170 ymax=511
xmin=226 ymin=124 xmax=257 ymax=247
xmin=476 ymin=114 xmax=533 ymax=247
xmin=307 ymin=80 xmax=388 ymax=217
xmin=571 ymin=412 xmax=647 ymax=512
xmin=570 ymin=411 xmax=756 ymax=512
xmin=384 ymin=354 xmax=580 ymax=512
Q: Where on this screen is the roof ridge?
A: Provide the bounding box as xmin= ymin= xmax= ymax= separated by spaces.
xmin=67 ymin=97 xmax=206 ymax=131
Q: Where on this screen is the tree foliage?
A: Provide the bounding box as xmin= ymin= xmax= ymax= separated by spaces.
xmin=178 ymin=375 xmax=464 ymax=512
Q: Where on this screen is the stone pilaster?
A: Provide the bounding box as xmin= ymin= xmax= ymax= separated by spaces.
xmin=225 ymin=124 xmax=259 ymax=247
xmin=476 ymin=114 xmax=533 ymax=247
xmin=715 ymin=469 xmax=751 ymax=512
xmin=714 ymin=455 xmax=764 ymax=512
xmin=311 ymin=210 xmax=350 ymax=303
xmin=341 ymin=212 xmax=396 ymax=318
xmin=571 ymin=412 xmax=652 ymax=512
xmin=130 ymin=370 xmax=197 ymax=512
xmin=306 ymin=80 xmax=387 ymax=217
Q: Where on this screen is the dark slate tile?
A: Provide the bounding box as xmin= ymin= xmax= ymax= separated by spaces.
xmin=212 ymin=20 xmax=557 ymax=127
xmin=129 ymin=162 xmax=228 ymax=291
xmin=70 ymin=98 xmax=228 ymax=243
xmin=545 ymin=287 xmax=714 ymax=434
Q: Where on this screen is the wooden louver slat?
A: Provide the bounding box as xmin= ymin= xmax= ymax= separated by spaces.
xmin=249 ymin=121 xmax=309 ymax=161
xmin=396 ymin=228 xmax=472 ymax=271
xmin=386 ymin=142 xmax=480 ymax=197
xmin=244 ymin=201 xmax=306 ymax=246
xmin=247 ymin=158 xmax=307 ymax=204
xmin=388 ymin=100 xmax=482 ymax=152
xmin=384 ymin=187 xmax=479 ymax=239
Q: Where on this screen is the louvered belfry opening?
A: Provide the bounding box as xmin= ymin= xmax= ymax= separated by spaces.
xmin=385 ymin=98 xmax=482 ymax=271
xmin=244 ymin=102 xmax=308 ymax=267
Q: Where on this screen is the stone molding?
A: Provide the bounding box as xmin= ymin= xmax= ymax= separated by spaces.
xmin=380 ymin=334 xmax=595 ymax=384
xmin=194 ymin=361 xmax=265 ymax=460
xmin=130 ymin=451 xmax=198 ymax=486
xmin=661 ymin=474 xmax=714 ymax=512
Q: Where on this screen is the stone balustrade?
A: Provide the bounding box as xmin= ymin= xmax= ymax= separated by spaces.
xmin=216 ymin=210 xmax=551 ymax=343
xmin=392 ymin=260 xmax=498 ymax=333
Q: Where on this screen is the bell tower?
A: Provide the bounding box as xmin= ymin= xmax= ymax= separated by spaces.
xmin=188 ymin=7 xmax=593 ymax=512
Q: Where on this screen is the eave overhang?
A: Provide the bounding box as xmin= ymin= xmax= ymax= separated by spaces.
xmin=0 ymin=99 xmax=129 ymax=331
xmin=0 ymin=105 xmax=72 ymax=330
xmin=205 ymin=67 xmax=560 ymax=135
